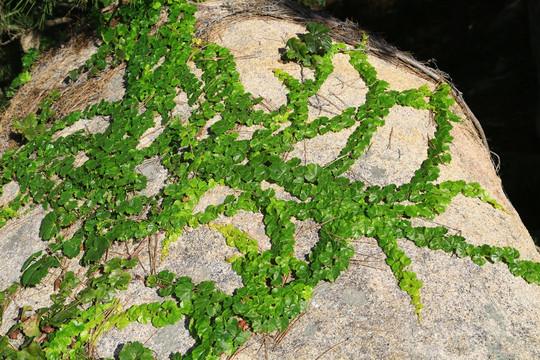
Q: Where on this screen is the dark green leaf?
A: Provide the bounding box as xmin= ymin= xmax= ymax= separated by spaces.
xmin=21 ymin=255 xmax=60 ymax=286
xmin=40 ymin=212 xmax=59 ymax=240
xmin=119 ymin=341 xmax=154 ymax=360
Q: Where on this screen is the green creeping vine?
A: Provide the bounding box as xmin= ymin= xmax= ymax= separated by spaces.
xmin=0 ymin=0 xmax=539 ymax=358
xmin=13 ymin=90 xmax=62 ymax=141
xmin=282 ymin=22 xmax=332 ymax=67
xmin=6 ymin=47 xmax=40 ymax=99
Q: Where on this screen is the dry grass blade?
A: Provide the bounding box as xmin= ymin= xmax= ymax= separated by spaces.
xmin=272 ymin=312 xmax=305 ymax=350
xmin=314 ymin=337 xmax=350 ymax=360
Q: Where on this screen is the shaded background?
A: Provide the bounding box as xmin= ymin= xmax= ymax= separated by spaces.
xmin=321 ymin=0 xmax=540 ymax=240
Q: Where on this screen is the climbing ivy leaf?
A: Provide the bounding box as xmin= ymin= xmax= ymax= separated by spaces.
xmin=21 ymin=255 xmax=60 ymax=286
xmin=40 ymin=212 xmax=59 ymax=240
xmin=118 ymin=341 xmax=154 ymax=360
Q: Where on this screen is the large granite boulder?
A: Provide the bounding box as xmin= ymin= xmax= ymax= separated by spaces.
xmin=0 ymin=0 xmax=538 ymax=359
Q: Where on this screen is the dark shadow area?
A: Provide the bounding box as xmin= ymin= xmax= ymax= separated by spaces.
xmin=324 ymin=0 xmax=540 ymax=239
xmin=0 ymin=41 xmax=23 ymax=109
xmin=0 ymin=3 xmax=98 ymax=111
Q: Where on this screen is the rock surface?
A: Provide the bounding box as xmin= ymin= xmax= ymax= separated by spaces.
xmin=0 ymin=1 xmax=539 ymax=359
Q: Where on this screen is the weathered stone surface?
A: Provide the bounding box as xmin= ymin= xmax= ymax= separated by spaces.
xmin=0 ymin=1 xmax=539 ymax=359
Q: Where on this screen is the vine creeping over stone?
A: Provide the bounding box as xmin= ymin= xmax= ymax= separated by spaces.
xmin=0 ymin=0 xmax=539 ymax=358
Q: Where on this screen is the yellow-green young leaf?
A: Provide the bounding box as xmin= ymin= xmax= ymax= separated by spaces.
xmin=22 ymin=314 xmax=41 ymax=337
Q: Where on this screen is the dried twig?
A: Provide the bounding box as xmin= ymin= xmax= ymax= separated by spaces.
xmin=272 ymin=312 xmax=305 ymax=349
xmin=314 ymin=337 xmax=350 ymax=360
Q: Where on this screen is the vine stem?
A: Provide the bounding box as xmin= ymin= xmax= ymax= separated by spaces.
xmin=368 ymin=47 xmax=489 ymax=150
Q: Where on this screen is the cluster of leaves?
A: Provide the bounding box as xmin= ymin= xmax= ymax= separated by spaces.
xmin=0 ymin=204 xmax=18 ymax=229
xmin=118 ymin=341 xmax=154 ymax=360
xmin=42 ymin=258 xmax=136 ymax=359
xmin=5 ymin=47 xmax=39 ymax=98
xmin=0 ymin=257 xmax=136 ymax=359
xmin=144 ymin=271 xmax=251 ymax=359
xmin=282 ymin=22 xmax=332 ymax=67
xmin=0 ymin=0 xmax=538 ymax=359
xmin=0 ymin=183 xmax=28 ymax=230
xmin=12 ymin=89 xmax=61 ymax=141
